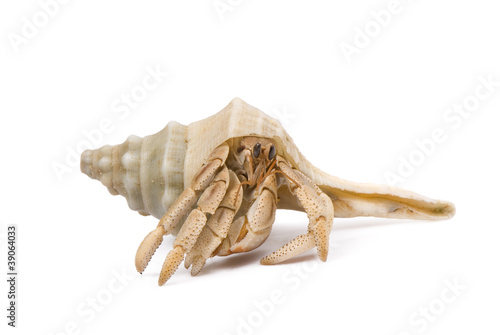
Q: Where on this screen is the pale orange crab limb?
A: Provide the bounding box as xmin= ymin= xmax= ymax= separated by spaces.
xmin=260 ymin=233 xmax=316 ymax=265
xmin=216 ymin=173 xmax=278 ymax=257
xmin=158 ymin=166 xmax=230 ymax=285
xmin=135 ymin=143 xmax=229 ymax=274
xmin=260 ymin=156 xmax=334 ymax=265
xmin=184 ymin=170 xmax=243 ymax=276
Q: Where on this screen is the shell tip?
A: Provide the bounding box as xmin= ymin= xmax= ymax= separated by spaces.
xmin=435 ymin=201 xmax=456 ymax=219
xmin=80 ymin=149 xmax=93 ymax=178
xmin=229 ymin=97 xmax=246 ymax=107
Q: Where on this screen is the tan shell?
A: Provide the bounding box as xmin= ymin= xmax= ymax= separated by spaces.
xmin=81 ymin=98 xmax=455 ymax=222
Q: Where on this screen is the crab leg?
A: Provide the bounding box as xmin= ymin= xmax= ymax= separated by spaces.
xmin=184 ymin=170 xmax=243 ymax=276
xmin=217 ymin=173 xmax=279 ymax=257
xmin=260 ymin=156 xmax=334 ymax=265
xmin=158 ymin=165 xmax=230 ymax=285
xmin=135 ymin=143 xmax=229 ymax=275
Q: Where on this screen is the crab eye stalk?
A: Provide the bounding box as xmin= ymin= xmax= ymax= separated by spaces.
xmin=253 ymin=143 xmax=261 ymax=158
xmin=268 ymin=144 xmax=276 ymax=160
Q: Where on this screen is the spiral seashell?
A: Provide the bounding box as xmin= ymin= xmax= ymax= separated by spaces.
xmin=81 ymin=121 xmax=186 ymax=219
xmin=81 ymin=98 xmax=455 ymax=222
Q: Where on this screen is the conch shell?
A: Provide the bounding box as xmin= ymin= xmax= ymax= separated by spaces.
xmin=81 ymin=98 xmax=455 ymax=223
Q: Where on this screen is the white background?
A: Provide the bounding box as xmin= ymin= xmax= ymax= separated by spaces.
xmin=1 ymin=1 xmax=499 ymax=334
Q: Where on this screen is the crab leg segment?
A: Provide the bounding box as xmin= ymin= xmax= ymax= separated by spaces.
xmin=135 ymin=143 xmax=229 ymax=275
xmin=184 ymin=170 xmax=243 ymax=276
xmin=260 ymin=156 xmax=334 ymax=265
xmin=217 ymin=173 xmax=278 ymax=257
xmin=158 ymin=165 xmax=230 ymax=285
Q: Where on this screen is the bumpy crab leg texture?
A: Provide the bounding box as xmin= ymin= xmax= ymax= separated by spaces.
xmin=135 ymin=143 xmax=229 ymax=275
xmin=217 ymin=173 xmax=278 ymax=257
xmin=158 ymin=165 xmax=230 ymax=285
xmin=260 ymin=157 xmax=334 ymax=265
xmin=184 ymin=170 xmax=243 ymax=276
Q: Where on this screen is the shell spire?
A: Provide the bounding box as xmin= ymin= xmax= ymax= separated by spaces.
xmin=81 ymin=121 xmax=187 ymax=219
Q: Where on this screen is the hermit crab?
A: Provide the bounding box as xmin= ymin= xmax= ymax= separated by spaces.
xmin=81 ymin=98 xmax=455 ymax=285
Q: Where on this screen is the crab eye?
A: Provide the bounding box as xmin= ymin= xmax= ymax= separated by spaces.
xmin=253 ymin=143 xmax=261 ymax=158
xmin=268 ymin=144 xmax=276 ymax=160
